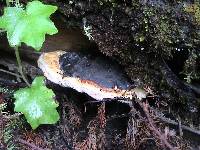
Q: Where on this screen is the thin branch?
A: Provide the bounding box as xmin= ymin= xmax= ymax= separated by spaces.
xmin=177 ymin=116 xmax=183 ymax=137
xmin=157 ymin=115 xmax=200 ymax=137
xmin=0 ymin=69 xmax=22 ymax=78
xmin=137 ymin=100 xmax=176 ymax=150
xmin=150 ymin=107 xmax=200 ymax=137
xmin=17 ymin=138 xmax=49 ymax=150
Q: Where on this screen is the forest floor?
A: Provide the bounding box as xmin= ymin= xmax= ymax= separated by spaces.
xmin=0 ymin=13 xmax=200 ymax=150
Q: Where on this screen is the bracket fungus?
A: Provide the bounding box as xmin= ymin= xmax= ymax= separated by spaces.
xmin=38 ymin=51 xmax=147 ymax=101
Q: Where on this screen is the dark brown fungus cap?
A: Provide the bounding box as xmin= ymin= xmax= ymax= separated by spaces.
xmin=38 ymin=51 xmax=132 ymax=101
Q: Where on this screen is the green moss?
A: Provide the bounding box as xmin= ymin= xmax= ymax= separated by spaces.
xmin=184 ymin=2 xmax=200 ymax=25
xmin=183 ymin=50 xmax=200 ymax=83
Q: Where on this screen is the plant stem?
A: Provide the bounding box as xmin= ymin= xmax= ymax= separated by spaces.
xmin=6 ymin=0 xmax=10 ymax=6
xmin=14 ymin=46 xmax=30 ymax=87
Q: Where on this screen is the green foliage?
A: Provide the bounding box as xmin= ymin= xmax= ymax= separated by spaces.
xmin=14 ymin=76 xmax=59 ymax=129
xmin=0 ymin=1 xmax=58 ymax=50
xmin=0 ymin=1 xmax=60 ymax=129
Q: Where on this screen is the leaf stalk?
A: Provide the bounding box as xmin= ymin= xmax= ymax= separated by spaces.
xmin=14 ymin=46 xmax=30 ymax=87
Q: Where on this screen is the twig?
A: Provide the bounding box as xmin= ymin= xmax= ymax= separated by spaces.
xmin=150 ymin=107 xmax=200 ymax=137
xmin=0 ymin=69 xmax=22 ymax=78
xmin=157 ymin=115 xmax=200 ymax=137
xmin=138 ymin=101 xmax=176 ymax=150
xmin=107 ymin=113 xmax=129 ymax=121
xmin=177 ymin=116 xmax=183 ymax=137
xmin=17 ymin=138 xmax=49 ymax=150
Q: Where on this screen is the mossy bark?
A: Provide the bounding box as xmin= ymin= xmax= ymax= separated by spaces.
xmin=44 ymin=0 xmax=200 ymax=125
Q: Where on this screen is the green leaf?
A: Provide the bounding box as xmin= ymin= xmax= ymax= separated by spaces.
xmin=14 ymin=76 xmax=60 ymax=129
xmin=0 ymin=1 xmax=58 ymax=51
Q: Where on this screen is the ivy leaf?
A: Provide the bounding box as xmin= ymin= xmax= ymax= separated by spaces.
xmin=14 ymin=76 xmax=59 ymax=129
xmin=0 ymin=1 xmax=58 ymax=51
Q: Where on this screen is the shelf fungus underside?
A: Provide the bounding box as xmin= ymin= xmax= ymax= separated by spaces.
xmin=38 ymin=51 xmax=133 ymax=101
